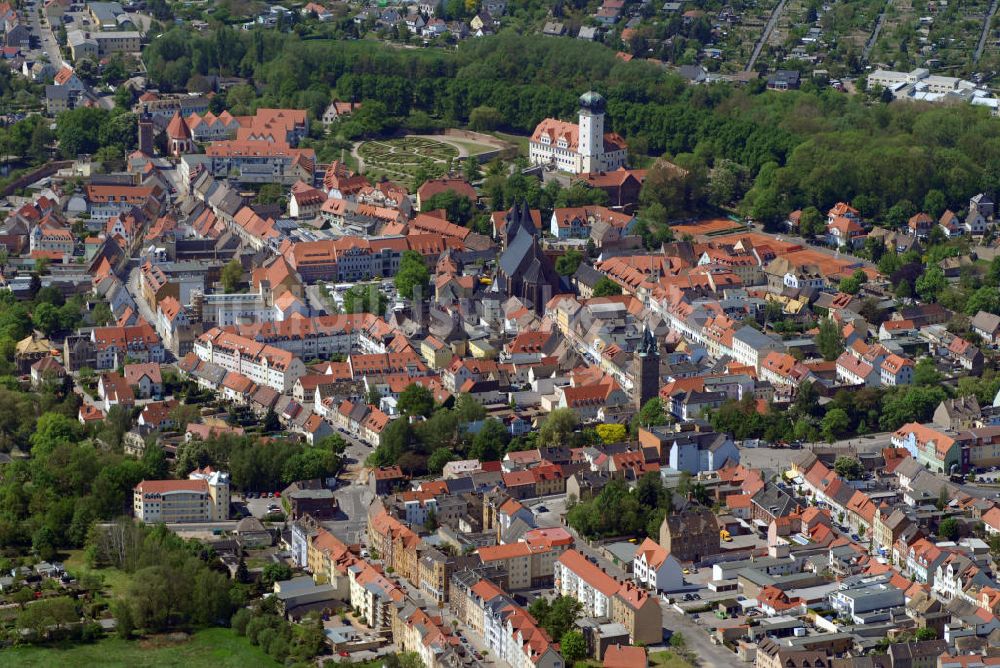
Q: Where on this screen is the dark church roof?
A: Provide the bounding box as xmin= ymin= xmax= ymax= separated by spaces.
xmin=497 ymin=201 xmax=561 ymax=312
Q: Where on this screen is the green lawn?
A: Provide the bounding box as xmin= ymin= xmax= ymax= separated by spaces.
xmin=62 ymin=550 xmax=131 ymax=599
xmin=489 ymin=131 xmax=530 ymax=156
xmin=441 ymin=137 xmax=495 ymax=155
xmin=650 ymin=650 xmax=694 ymax=667
xmin=6 ymin=628 xmax=280 ymax=668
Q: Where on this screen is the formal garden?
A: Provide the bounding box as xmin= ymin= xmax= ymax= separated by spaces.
xmin=356 ymin=136 xmax=460 ymax=185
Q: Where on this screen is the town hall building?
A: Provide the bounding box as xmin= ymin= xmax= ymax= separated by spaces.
xmin=528 ymin=92 xmax=628 ymax=174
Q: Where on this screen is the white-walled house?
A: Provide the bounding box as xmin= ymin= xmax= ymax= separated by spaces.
xmin=632 ymin=538 xmax=683 ymax=592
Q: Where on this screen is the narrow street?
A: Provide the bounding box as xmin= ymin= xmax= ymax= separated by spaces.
xmin=32 ymin=8 xmax=113 ymax=109
xmin=125 ymin=263 xmax=158 ymax=326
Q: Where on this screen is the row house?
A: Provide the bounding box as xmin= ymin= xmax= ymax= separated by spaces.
xmin=89 ymin=322 xmax=164 ymax=370
xmin=451 ymin=575 xmax=562 ymax=668
xmin=393 ymin=489 xmax=468 ymax=528
xmin=284 ymin=235 xmax=464 ymax=283
xmin=759 ymin=351 xmax=799 ymax=387
xmin=85 ymin=184 xmax=162 ymax=222
xmin=319 ymin=197 xmax=406 ymax=234
xmin=905 ymin=538 xmax=950 ymax=585
xmin=392 ymin=600 xmax=463 ymax=668
xmin=932 ymin=553 xmax=994 ymax=603
xmin=554 ymin=549 xmax=661 ymax=644
xmin=182 ymin=140 xmax=315 ymax=187
xmin=891 ymin=423 xmax=961 ymax=473
xmin=194 ymin=327 xmax=306 ymax=392
xmin=29 ymin=220 xmax=74 ymax=256
xmin=836 ymin=351 xmax=878 ymax=387
xmin=367 ymin=501 xmax=421 ymax=582
xmin=479 ymin=527 xmax=572 ymax=589
xmin=348 ymin=560 xmax=406 ymax=631
xmin=184 ymin=110 xmax=241 ymax=142
xmin=234 ymin=313 xmax=395 ymax=360
xmin=326 ymin=399 xmax=391 ymax=448
xmin=288 ymin=181 xmax=326 ymax=219
xmin=551 ymin=379 xmax=629 ymax=421
xmin=548 ymin=206 xmax=635 ymax=239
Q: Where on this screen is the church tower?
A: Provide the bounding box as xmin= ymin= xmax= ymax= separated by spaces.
xmin=137 ymin=113 xmax=154 ymax=156
xmin=578 ymin=91 xmax=606 ymax=173
xmin=632 ymin=325 xmax=660 ymax=410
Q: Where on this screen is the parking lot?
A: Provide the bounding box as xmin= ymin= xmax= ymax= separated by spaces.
xmin=242 ymin=493 xmax=285 ymax=519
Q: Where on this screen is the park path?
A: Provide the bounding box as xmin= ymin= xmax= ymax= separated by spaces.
xmin=746 ymin=0 xmax=788 ymax=71
xmin=975 ymin=0 xmax=999 ymax=65
xmin=863 ymin=0 xmax=895 ymax=62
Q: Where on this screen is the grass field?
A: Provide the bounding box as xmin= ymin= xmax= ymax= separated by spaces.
xmin=62 ymin=550 xmax=131 ymax=598
xmin=5 ymin=628 xmax=280 ymax=668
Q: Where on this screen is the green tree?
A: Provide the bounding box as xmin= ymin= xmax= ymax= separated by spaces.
xmin=965 ymin=286 xmax=1000 ymax=316
xmin=398 ymin=383 xmax=434 ymax=417
xmin=31 ymin=412 xmax=84 ymax=458
xmin=261 ymin=563 xmax=293 ymax=586
xmin=833 ymin=456 xmax=864 ymax=479
xmin=916 ymin=266 xmax=946 ymax=302
xmin=32 ymin=302 xmax=61 ymax=335
xmin=816 ymin=318 xmax=844 ymax=361
xmin=56 ymin=107 xmax=109 ymax=157
xmin=528 ymin=596 xmax=581 ymax=642
xmin=221 ymin=259 xmax=243 ymax=293
xmin=469 ymin=418 xmax=509 ymax=461
xmin=798 ymin=206 xmax=826 ymax=238
xmin=555 ymin=249 xmax=583 ymax=276
xmin=838 ymin=269 xmax=867 ymax=295
xmin=256 ymin=183 xmax=285 ymax=206
xmin=423 ymin=191 xmax=475 ymax=226
xmin=395 ymin=250 xmax=430 ymax=300
xmin=592 ymin=276 xmax=623 ymax=297
xmin=913 ymin=358 xmax=942 ymax=386
xmin=938 ymin=517 xmax=960 ymax=541
xmin=631 ymin=397 xmax=669 ymax=433
xmin=17 ymin=597 xmax=78 ymax=639
xmin=538 ymin=408 xmax=579 ymax=447
xmin=560 ymin=630 xmax=587 ymax=663
xmin=428 ymin=447 xmax=457 ymax=474
xmin=342 ymin=284 xmax=387 ymax=315
xmin=641 ymin=155 xmax=707 ymax=218
xmin=468 ymin=106 xmax=503 ymax=131
xmin=822 ymin=409 xmax=851 ymax=443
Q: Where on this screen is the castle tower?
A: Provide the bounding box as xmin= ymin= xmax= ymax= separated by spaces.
xmin=632 ymin=324 xmax=660 ymax=411
xmin=578 ymin=91 xmax=606 ymax=173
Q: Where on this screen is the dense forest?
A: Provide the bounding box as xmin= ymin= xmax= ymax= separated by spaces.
xmin=141 ymin=30 xmax=1000 ymax=223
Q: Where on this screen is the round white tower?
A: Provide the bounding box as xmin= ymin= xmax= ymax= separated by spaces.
xmin=578 ymin=91 xmax=606 ymax=173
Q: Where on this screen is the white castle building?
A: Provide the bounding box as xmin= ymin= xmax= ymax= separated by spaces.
xmin=528 ymin=92 xmax=628 ymax=174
